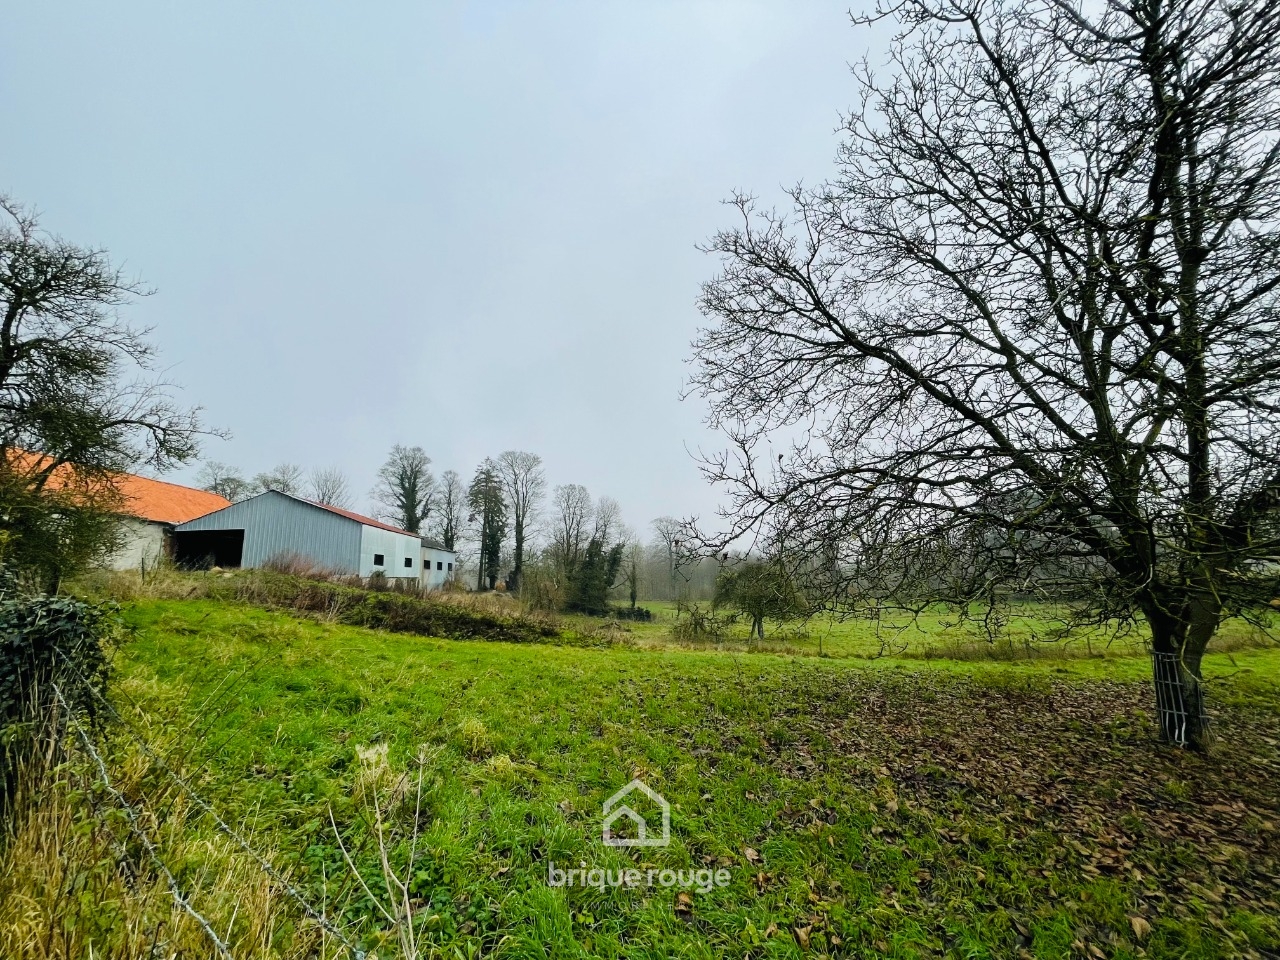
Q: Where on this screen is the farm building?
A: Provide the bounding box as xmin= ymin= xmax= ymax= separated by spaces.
xmin=2 ymin=449 xmax=231 ymax=571
xmin=173 ymin=489 xmax=456 ymax=587
xmin=110 ymin=474 xmax=232 ymax=570
xmin=422 ymin=538 xmax=455 ymax=587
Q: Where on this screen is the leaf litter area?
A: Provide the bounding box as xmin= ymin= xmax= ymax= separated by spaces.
xmin=688 ymin=668 xmax=1280 ymax=958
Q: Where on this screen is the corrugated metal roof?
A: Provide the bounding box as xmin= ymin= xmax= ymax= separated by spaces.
xmin=263 ymin=490 xmax=433 ymax=540
xmin=301 ymin=498 xmax=419 ymax=537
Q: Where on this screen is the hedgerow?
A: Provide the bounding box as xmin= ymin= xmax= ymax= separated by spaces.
xmin=229 ymin=572 xmax=560 ymax=644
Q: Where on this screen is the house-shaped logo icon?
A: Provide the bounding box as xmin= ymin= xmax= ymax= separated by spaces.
xmin=602 ymin=778 xmax=670 ymax=847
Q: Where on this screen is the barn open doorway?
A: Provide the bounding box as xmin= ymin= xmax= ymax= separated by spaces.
xmin=174 ymin=529 xmax=244 ymax=569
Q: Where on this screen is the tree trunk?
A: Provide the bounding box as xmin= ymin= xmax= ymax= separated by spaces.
xmin=1151 ymin=652 xmax=1211 ymax=749
xmin=510 ymin=528 xmax=524 ymax=593
xmin=1148 ymin=611 xmax=1213 ymax=751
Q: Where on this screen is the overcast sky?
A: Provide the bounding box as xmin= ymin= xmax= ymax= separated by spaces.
xmin=1 ymin=1 xmax=884 ymax=537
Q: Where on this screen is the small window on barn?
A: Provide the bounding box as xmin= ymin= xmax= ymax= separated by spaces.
xmin=447 ymin=562 xmax=453 ymax=571
xmin=373 ymin=553 xmax=384 ymax=566
xmin=437 ymin=561 xmax=443 ymax=571
xmin=404 ymin=557 xmax=413 ymax=568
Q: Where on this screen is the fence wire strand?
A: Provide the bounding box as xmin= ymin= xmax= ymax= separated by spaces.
xmin=54 ymin=682 xmax=236 ymax=960
xmin=53 ymin=651 xmax=366 ymax=959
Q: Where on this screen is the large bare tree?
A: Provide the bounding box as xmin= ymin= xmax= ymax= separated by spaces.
xmin=372 ymin=445 xmax=434 ymax=533
xmin=496 ymin=450 xmax=546 ymax=592
xmin=550 ymin=483 xmax=594 ymax=574
xmin=591 ymin=495 xmax=623 ymax=547
xmin=0 ymin=197 xmax=205 ymax=474
xmin=252 ymin=462 xmax=305 ymax=497
xmin=0 ymin=196 xmax=209 ymax=582
xmin=432 ymin=468 xmax=467 ymax=551
xmin=650 ymin=516 xmax=685 ymax=601
xmin=692 ymin=0 xmax=1280 ymax=749
xmin=308 ymin=466 xmax=353 ymax=509
xmin=196 ymin=461 xmax=251 ymax=502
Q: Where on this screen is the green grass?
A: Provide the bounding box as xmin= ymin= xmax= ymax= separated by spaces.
xmin=102 ymin=599 xmax=1280 ymax=959
xmin=610 ymin=599 xmax=1276 ymax=662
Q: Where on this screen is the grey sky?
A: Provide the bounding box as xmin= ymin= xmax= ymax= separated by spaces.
xmin=1 ymin=1 xmax=879 ymax=536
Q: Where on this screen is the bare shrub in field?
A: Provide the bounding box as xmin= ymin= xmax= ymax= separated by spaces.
xmin=669 ymin=602 xmax=735 ymax=643
xmin=261 ymin=551 xmax=344 ymax=580
xmin=565 ymin=618 xmax=633 ymax=648
xmin=434 ymin=588 xmax=516 ymax=615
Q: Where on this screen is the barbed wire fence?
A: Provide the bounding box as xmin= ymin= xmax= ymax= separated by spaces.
xmin=50 ymin=655 xmax=368 ymax=960
xmin=55 ymin=683 xmax=236 ymax=960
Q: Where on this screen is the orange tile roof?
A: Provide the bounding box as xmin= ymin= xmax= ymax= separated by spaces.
xmin=5 ymin=449 xmax=229 ymax=524
xmin=113 ymin=473 xmax=231 ymax=524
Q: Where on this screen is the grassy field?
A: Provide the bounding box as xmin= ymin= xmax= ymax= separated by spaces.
xmin=10 ymin=594 xmax=1276 ymax=959
xmin=577 ymin=598 xmax=1275 ymax=662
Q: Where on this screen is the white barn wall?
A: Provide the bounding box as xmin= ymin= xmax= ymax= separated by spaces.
xmin=110 ymin=518 xmax=167 ymax=571
xmin=358 ymin=525 xmax=423 ymax=579
xmin=421 ymin=547 xmax=454 ymax=589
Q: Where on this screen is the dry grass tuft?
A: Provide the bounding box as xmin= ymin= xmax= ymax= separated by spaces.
xmin=73 ymin=565 xmax=220 ymax=603
xmin=0 ymin=728 xmax=332 ymax=960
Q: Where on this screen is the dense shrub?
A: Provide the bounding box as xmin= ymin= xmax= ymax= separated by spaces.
xmin=0 ymin=577 xmax=117 ymax=817
xmin=0 ymin=472 xmax=123 ymax=592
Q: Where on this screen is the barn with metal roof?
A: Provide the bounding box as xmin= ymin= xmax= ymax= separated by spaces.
xmin=110 ymin=473 xmax=232 ymax=570
xmin=172 ymin=489 xmax=455 ymax=586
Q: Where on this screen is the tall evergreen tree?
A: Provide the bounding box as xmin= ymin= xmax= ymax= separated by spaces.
xmin=566 ymin=538 xmax=624 ymax=615
xmin=468 ymin=460 xmax=507 ymax=590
